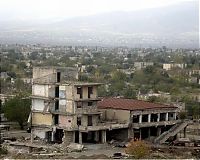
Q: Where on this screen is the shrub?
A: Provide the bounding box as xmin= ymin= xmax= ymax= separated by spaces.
xmin=125 ymin=140 xmax=150 ymax=159
xmin=0 ymin=146 xmax=8 ymax=155
xmin=179 ymin=111 xmax=187 ymax=120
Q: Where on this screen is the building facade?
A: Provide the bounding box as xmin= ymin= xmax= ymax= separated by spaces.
xmin=98 ymin=98 xmax=181 ymax=142
xmin=30 ymin=67 xmax=127 ymax=144
xmin=30 ymin=67 xmax=186 ymax=145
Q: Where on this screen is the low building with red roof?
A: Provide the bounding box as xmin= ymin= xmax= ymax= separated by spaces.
xmin=98 ymin=97 xmax=179 ymax=141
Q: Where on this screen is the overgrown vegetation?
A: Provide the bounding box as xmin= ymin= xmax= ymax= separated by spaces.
xmin=125 ymin=140 xmax=150 ymax=159
xmin=3 ymin=94 xmax=31 ymax=129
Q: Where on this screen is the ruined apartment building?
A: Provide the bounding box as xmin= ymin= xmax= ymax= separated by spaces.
xmin=30 ymin=67 xmax=187 ymax=145
xmin=97 ymin=98 xmax=187 ymax=144
xmin=30 ymin=67 xmax=128 ymax=144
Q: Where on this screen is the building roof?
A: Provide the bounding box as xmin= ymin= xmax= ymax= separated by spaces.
xmin=97 ymin=97 xmax=177 ymax=111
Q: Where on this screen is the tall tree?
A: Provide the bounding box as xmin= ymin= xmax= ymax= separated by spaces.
xmin=3 ymin=95 xmax=31 ymax=129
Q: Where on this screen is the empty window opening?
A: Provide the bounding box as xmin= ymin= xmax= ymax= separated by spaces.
xmin=77 ymin=102 xmax=82 ymax=108
xmin=55 ymin=100 xmax=59 ymax=111
xmin=160 ymin=113 xmax=166 ymax=121
xmin=168 ymin=113 xmax=174 ymax=120
xmin=88 ymin=87 xmax=93 ymax=98
xmin=151 ymin=114 xmax=158 ymax=122
xmin=54 ymin=129 xmax=64 ymax=143
xmin=88 ymin=116 xmax=93 ymax=126
xmin=57 ymin=72 xmax=61 ymax=83
xmin=142 ymin=114 xmax=148 ymax=122
xmin=77 ymin=117 xmax=81 ymax=126
xmin=77 ymin=87 xmax=83 ymax=99
xmin=75 ymin=131 xmax=79 ymax=143
xmin=46 ymin=131 xmax=52 ymax=143
xmin=54 ymin=115 xmax=59 ymax=125
xmin=55 ymin=86 xmax=59 ymax=98
xmin=132 ymin=115 xmax=140 ymax=123
xmin=88 ymin=102 xmax=93 ymax=106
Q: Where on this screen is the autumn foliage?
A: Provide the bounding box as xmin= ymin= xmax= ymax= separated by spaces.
xmin=125 ymin=139 xmax=150 ymax=159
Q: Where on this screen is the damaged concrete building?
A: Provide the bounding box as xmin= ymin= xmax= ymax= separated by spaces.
xmin=30 ymin=67 xmax=128 ymax=144
xmin=30 ymin=67 xmax=189 ymax=145
xmin=98 ymin=98 xmax=190 ymax=144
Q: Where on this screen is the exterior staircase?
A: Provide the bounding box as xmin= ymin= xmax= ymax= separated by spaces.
xmin=154 ymin=120 xmax=191 ymax=144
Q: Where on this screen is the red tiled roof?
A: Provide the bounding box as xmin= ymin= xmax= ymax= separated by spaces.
xmin=97 ymin=97 xmax=177 ymax=111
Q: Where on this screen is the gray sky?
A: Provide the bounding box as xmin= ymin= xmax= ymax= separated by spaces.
xmin=0 ymin=0 xmax=196 ymax=21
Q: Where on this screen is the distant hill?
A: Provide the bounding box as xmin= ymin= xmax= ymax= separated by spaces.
xmin=0 ymin=1 xmax=198 ymax=48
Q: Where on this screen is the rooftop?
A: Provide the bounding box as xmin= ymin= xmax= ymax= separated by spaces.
xmin=97 ymin=97 xmax=177 ymax=111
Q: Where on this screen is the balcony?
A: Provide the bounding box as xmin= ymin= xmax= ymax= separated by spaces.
xmin=79 ymin=121 xmax=129 ymax=131
xmin=49 ymin=108 xmax=75 ymax=116
xmin=132 ymin=120 xmax=180 ymax=129
xmin=74 ymin=97 xmax=101 ymax=102
xmin=76 ymin=107 xmax=102 ymax=115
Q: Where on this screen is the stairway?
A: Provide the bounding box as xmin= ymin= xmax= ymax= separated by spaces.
xmin=154 ymin=120 xmax=191 ymax=144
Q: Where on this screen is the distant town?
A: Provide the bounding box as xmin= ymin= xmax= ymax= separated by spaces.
xmin=0 ymin=44 xmax=200 ymax=159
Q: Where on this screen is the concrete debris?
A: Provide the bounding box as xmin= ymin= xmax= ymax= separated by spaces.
xmin=109 ymin=139 xmax=129 ymax=148
xmin=67 ymin=143 xmax=84 ymax=152
xmin=110 ymin=152 xmax=129 ymax=159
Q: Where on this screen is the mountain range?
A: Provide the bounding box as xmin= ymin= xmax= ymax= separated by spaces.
xmin=0 ymin=1 xmax=198 ymax=48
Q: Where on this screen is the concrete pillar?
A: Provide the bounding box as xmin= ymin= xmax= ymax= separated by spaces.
xmin=165 ymin=112 xmax=169 ymax=121
xmin=148 ymin=128 xmax=151 ymax=139
xmin=148 ymin=114 xmax=151 ymax=123
xmin=79 ymin=132 xmax=82 ymax=144
xmin=101 ymin=130 xmax=106 ymax=143
xmin=174 ymin=112 xmax=177 ymax=120
xmin=132 ymin=129 xmax=135 ymax=140
xmin=51 ymin=131 xmax=54 ymax=142
xmin=139 ymin=129 xmax=142 ymax=140
xmin=157 ymin=127 xmax=161 ymax=136
xmin=72 ymin=132 xmax=76 ymax=143
xmin=94 ymin=131 xmax=99 ymax=142
xmin=30 ymin=129 xmax=34 ymax=144
xmin=139 ymin=115 xmax=142 ymax=123
xmin=184 ymin=127 xmax=186 ymax=138
xmin=157 ymin=113 xmax=160 ymax=122
xmin=128 ymin=127 xmax=134 ymax=139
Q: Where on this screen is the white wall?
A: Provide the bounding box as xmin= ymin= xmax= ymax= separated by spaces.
xmin=33 ymin=130 xmax=46 ymax=139
xmin=32 ymin=99 xmax=45 ymax=111
xmin=33 ymin=84 xmax=49 ymax=97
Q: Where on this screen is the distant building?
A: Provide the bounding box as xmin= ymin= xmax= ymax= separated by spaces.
xmin=163 ymin=63 xmax=187 ymax=70
xmin=134 ymin=62 xmax=154 ymax=70
xmin=21 ymin=78 xmax=33 ymax=84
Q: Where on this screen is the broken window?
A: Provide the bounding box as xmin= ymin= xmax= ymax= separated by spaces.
xmin=151 ymin=114 xmax=158 ymax=122
xmin=88 ymin=116 xmax=92 ymax=126
xmin=55 ymin=100 xmax=59 ymax=111
xmin=57 ymin=72 xmax=61 ymax=83
xmin=142 ymin=114 xmax=148 ymax=122
xmin=46 ymin=131 xmax=52 ymax=143
xmin=77 ymin=117 xmax=81 ymax=126
xmin=168 ymin=113 xmax=174 ymax=121
xmin=55 ymin=86 xmax=59 ymax=98
xmin=54 ymin=115 xmax=59 ymax=125
xmin=54 ymin=129 xmax=64 ymax=143
xmin=88 ymin=87 xmax=93 ymax=98
xmin=77 ymin=102 xmax=82 ymax=108
xmin=77 ymin=87 xmax=83 ymax=99
xmin=160 ymin=113 xmax=166 ymax=121
xmin=88 ymin=102 xmax=93 ymax=106
xmin=132 ymin=115 xmax=140 ymax=123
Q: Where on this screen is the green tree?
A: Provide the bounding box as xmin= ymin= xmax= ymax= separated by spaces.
xmin=3 ymin=95 xmax=31 ymax=129
xmin=179 ymin=111 xmax=187 ymax=120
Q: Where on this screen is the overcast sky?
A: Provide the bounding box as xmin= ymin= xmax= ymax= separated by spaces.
xmin=0 ymin=0 xmax=196 ymax=21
